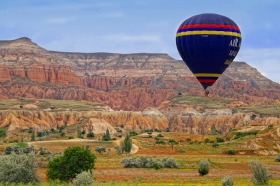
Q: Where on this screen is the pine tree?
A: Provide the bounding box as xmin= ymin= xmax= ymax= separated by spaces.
xmin=31 ymin=131 xmax=35 ymax=141
xmin=102 ymin=128 xmax=111 ymax=141
xmin=123 ymin=134 xmax=132 ymax=155
xmin=105 ymin=128 xmax=111 ymax=140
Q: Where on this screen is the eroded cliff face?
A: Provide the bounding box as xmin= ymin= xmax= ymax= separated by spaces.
xmin=163 ymin=107 xmax=280 ymax=134
xmin=0 ymin=109 xmax=169 ymax=133
xmin=1 ymin=106 xmax=279 ymax=136
xmin=0 ymin=37 xmax=280 ymax=110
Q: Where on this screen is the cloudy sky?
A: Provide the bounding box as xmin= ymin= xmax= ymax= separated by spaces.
xmin=0 ymin=0 xmax=279 ymax=83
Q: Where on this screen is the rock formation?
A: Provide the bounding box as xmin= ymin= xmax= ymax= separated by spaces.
xmin=0 ymin=37 xmax=279 ymax=110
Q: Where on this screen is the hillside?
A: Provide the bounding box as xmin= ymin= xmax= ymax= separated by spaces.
xmin=0 ymin=37 xmax=279 ymax=110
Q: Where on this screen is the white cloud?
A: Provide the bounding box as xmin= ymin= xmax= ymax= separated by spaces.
xmin=236 ymin=48 xmax=280 ymax=83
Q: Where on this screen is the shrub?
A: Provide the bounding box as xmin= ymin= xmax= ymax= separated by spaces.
xmin=157 ymin=134 xmax=164 ymax=138
xmin=0 ymin=129 xmax=6 ymax=137
xmin=4 ymin=146 xmax=13 ymax=154
xmin=212 ymin=143 xmax=219 ymax=148
xmin=72 ymin=171 xmax=94 ymax=186
xmin=60 ymin=132 xmax=65 ymax=137
xmin=121 ymin=156 xmax=179 ymax=169
xmin=153 ymin=160 xmax=163 ymax=170
xmin=216 ymin=137 xmax=225 ymax=143
xmin=47 ymin=146 xmax=96 ymax=182
xmin=249 ymin=160 xmax=271 ymax=185
xmin=87 ymin=132 xmax=94 ymax=139
xmin=267 ymin=124 xmax=273 ymax=129
xmin=28 ymin=127 xmax=33 ymax=133
xmin=95 ymin=146 xmax=106 ymax=154
xmin=275 ymin=154 xmax=280 ymax=162
xmin=0 ymin=153 xmax=40 ymax=183
xmin=204 ymin=138 xmax=210 ymax=143
xmin=234 ymin=130 xmax=259 ymax=139
xmin=221 ymin=176 xmax=233 ymax=186
xmin=177 ymin=149 xmax=186 ymax=153
xmin=129 ymin=131 xmax=138 ymax=136
xmin=114 ymin=145 xmax=122 ymax=155
xmin=227 ymin=150 xmax=236 ymax=155
xmin=198 ymin=160 xmax=210 ymax=176
xmin=155 ymin=140 xmax=165 ymax=145
xmin=162 ymin=157 xmax=179 ymax=168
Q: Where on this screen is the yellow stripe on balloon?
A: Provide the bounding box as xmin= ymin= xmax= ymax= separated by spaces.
xmin=194 ymin=73 xmax=221 ymax=77
xmin=176 ymin=31 xmax=242 ymax=38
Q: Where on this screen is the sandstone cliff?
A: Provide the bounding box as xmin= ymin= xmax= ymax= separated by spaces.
xmin=0 ymin=37 xmax=280 ymax=110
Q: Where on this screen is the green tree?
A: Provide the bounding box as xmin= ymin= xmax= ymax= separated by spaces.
xmin=47 ymin=146 xmax=96 ymax=182
xmin=168 ymin=139 xmax=177 ymax=150
xmin=0 ymin=129 xmax=6 ymax=137
xmin=249 ymin=160 xmax=271 ymax=185
xmin=198 ymin=160 xmax=210 ymax=176
xmin=31 ymin=131 xmax=35 ymax=141
xmin=87 ymin=132 xmax=94 ymax=139
xmin=123 ymin=134 xmax=132 ymax=155
xmin=102 ymin=128 xmax=111 ymax=141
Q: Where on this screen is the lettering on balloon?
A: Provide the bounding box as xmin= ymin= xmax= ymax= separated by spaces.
xmin=229 ymin=50 xmax=238 ymax=57
xmin=229 ymin=38 xmax=239 ymax=47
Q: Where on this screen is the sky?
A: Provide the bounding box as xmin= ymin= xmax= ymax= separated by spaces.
xmin=0 ymin=0 xmax=279 ymax=83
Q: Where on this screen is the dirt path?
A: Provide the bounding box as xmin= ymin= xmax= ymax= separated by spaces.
xmin=130 ymin=144 xmax=139 ymax=154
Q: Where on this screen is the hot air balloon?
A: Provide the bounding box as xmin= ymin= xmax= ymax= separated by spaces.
xmin=176 ymin=13 xmax=242 ymax=96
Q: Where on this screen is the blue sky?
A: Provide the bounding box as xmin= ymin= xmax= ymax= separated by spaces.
xmin=0 ymin=0 xmax=279 ymax=83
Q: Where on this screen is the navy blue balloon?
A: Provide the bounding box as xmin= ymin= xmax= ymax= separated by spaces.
xmin=176 ymin=13 xmax=242 ymax=90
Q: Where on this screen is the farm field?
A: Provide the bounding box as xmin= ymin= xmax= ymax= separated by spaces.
xmin=1 ymin=132 xmax=280 ymax=185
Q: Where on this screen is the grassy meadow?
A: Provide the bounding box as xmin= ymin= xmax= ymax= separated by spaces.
xmin=1 ymin=131 xmax=280 ymax=185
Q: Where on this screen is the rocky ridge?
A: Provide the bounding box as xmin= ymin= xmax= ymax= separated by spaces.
xmin=0 ymin=37 xmax=279 ymax=110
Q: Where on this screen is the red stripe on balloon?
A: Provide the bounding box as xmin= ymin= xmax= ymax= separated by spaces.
xmin=198 ymin=79 xmax=217 ymax=83
xmin=179 ymin=24 xmax=239 ymax=30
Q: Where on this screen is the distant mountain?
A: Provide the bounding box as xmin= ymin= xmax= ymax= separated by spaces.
xmin=0 ymin=37 xmax=279 ymax=110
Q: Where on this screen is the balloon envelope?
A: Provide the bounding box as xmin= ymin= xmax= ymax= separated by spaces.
xmin=176 ymin=13 xmax=242 ymax=89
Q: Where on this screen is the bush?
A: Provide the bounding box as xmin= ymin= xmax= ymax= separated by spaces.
xmin=155 ymin=140 xmax=165 ymax=145
xmin=221 ymin=176 xmax=233 ymax=186
xmin=249 ymin=160 xmax=271 ymax=185
xmin=234 ymin=130 xmax=259 ymax=139
xmin=95 ymin=146 xmax=106 ymax=154
xmin=72 ymin=171 xmax=94 ymax=186
xmin=216 ymin=137 xmax=225 ymax=143
xmin=121 ymin=156 xmax=179 ymax=169
xmin=204 ymin=138 xmax=210 ymax=143
xmin=162 ymin=157 xmax=179 ymax=168
xmin=267 ymin=124 xmax=273 ymax=129
xmin=227 ymin=150 xmax=236 ymax=155
xmin=275 ymin=154 xmax=280 ymax=162
xmin=87 ymin=132 xmax=94 ymax=139
xmin=0 ymin=153 xmax=40 ymax=183
xmin=129 ymin=131 xmax=138 ymax=136
xmin=47 ymin=146 xmax=96 ymax=182
xmin=212 ymin=143 xmax=219 ymax=148
xmin=114 ymin=146 xmax=122 ymax=155
xmin=177 ymin=149 xmax=186 ymax=153
xmin=0 ymin=129 xmax=6 ymax=137
xmin=198 ymin=160 xmax=210 ymax=176
xmin=157 ymin=134 xmax=164 ymax=138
